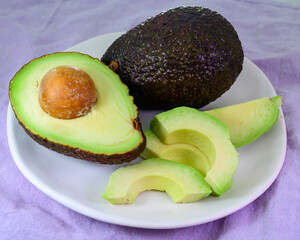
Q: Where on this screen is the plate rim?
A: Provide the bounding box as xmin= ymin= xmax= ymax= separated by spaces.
xmin=6 ymin=32 xmax=287 ymax=229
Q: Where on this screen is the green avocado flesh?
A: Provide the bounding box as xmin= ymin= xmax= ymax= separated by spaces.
xmin=101 ymin=6 xmax=244 ymax=109
xmin=141 ymin=129 xmax=211 ymax=176
xmin=9 ymin=52 xmax=145 ymax=163
xmin=102 ymin=158 xmax=212 ymax=204
xmin=144 ymin=107 xmax=238 ymax=196
xmin=205 ymin=96 xmax=282 ymax=148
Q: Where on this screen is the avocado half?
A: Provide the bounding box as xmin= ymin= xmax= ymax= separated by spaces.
xmin=101 ymin=6 xmax=244 ymax=109
xmin=9 ymin=52 xmax=146 ymax=164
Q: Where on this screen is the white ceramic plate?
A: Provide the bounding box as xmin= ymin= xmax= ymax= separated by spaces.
xmin=7 ymin=32 xmax=287 ymax=229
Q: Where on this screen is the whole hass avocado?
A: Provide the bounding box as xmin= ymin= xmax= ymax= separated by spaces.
xmin=101 ymin=6 xmax=244 ymax=109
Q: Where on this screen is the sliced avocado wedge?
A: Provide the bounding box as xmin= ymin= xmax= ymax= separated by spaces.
xmin=9 ymin=52 xmax=145 ymax=164
xmin=102 ymin=158 xmax=212 ymax=204
xmin=205 ymin=96 xmax=282 ymax=148
xmin=141 ymin=129 xmax=211 ymax=176
xmin=149 ymin=107 xmax=238 ymax=196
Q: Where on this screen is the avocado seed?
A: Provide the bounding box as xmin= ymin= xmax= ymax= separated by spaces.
xmin=38 ymin=65 xmax=97 ymax=119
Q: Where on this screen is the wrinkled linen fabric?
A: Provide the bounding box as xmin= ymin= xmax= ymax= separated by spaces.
xmin=0 ymin=0 xmax=299 ymax=239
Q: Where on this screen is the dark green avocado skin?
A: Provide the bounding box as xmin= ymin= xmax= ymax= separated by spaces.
xmin=101 ymin=6 xmax=244 ymax=109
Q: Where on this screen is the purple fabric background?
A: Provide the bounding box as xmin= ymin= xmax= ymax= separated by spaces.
xmin=1 ymin=0 xmax=299 ymax=239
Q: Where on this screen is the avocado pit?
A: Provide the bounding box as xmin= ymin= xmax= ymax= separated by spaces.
xmin=38 ymin=65 xmax=97 ymax=119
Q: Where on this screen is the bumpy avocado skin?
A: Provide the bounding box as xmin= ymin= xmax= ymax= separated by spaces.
xmin=101 ymin=6 xmax=244 ymax=109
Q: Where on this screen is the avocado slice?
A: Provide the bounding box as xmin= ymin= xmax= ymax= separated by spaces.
xmin=101 ymin=6 xmax=244 ymax=109
xmin=9 ymin=52 xmax=145 ymax=164
xmin=149 ymin=107 xmax=238 ymax=196
xmin=205 ymin=96 xmax=282 ymax=148
xmin=102 ymin=158 xmax=212 ymax=204
xmin=141 ymin=129 xmax=211 ymax=176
